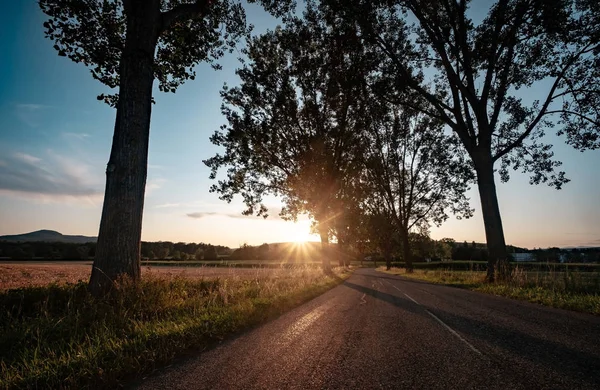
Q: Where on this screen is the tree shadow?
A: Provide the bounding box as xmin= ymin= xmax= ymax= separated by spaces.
xmin=343 ymin=274 xmax=600 ymax=387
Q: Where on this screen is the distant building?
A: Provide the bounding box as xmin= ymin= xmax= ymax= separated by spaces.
xmin=513 ymin=253 xmax=535 ymax=262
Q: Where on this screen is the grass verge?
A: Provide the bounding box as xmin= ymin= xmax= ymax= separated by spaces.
xmin=377 ymin=267 xmax=600 ymax=315
xmin=0 ymin=266 xmax=351 ymax=389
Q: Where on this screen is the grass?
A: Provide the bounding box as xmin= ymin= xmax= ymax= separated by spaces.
xmin=0 ymin=263 xmax=315 ymax=291
xmin=377 ymin=267 xmax=600 ymax=315
xmin=0 ymin=266 xmax=351 ymax=389
xmin=376 ymin=261 xmax=600 ymax=272
xmin=141 ymin=260 xmax=323 ymax=268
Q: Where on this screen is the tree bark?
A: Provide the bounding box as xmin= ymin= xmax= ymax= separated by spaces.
xmin=89 ymin=1 xmax=160 ymax=297
xmin=384 ymin=249 xmax=391 ymax=271
xmin=401 ymin=230 xmax=413 ymax=273
xmin=336 ymin=238 xmax=343 ymax=267
xmin=319 ymin=228 xmax=332 ymax=273
xmin=474 ymin=150 xmax=509 ymax=282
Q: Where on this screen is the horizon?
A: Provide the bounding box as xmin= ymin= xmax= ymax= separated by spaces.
xmin=3 ymin=229 xmax=599 ymax=251
xmin=0 ymin=2 xmax=599 ymax=249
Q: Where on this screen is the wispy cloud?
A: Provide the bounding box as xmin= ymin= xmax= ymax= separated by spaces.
xmin=186 ymin=211 xmax=281 ymax=220
xmin=0 ymin=150 xmax=103 ymax=204
xmin=63 ymin=132 xmax=91 ymax=140
xmin=14 ymin=103 xmax=51 ymax=127
xmin=14 ymin=153 xmax=41 ymax=165
xmin=148 ymin=164 xmax=166 ymax=170
xmin=15 ymin=104 xmax=49 ymax=110
xmin=155 ymin=202 xmax=180 ymax=209
xmin=187 ymin=212 xmax=220 ymax=219
xmin=146 ymin=178 xmax=166 ymax=195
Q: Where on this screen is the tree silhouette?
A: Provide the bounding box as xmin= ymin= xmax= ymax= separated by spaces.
xmin=364 ymin=108 xmax=473 ymax=272
xmin=39 ymin=0 xmax=294 ymax=295
xmin=320 ymin=0 xmax=599 ymax=280
xmin=205 ymin=8 xmax=373 ymax=271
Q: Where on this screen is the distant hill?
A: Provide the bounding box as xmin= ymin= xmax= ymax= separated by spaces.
xmin=0 ymin=230 xmax=97 ymax=244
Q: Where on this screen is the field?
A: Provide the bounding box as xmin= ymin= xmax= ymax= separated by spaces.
xmin=0 ymin=262 xmax=351 ymax=389
xmin=378 ymin=267 xmax=600 ymax=315
xmin=0 ymin=262 xmax=295 ymax=291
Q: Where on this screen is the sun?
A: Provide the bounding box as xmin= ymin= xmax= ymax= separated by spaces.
xmin=292 ymin=237 xmax=306 ymax=244
xmin=287 ymin=220 xmax=315 ymax=243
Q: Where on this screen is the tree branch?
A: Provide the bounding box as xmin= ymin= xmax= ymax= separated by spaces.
xmin=492 ymin=43 xmax=595 ymax=162
xmin=160 ymin=0 xmax=213 ymax=33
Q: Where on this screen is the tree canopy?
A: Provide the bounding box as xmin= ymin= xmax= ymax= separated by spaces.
xmin=40 ymin=0 xmax=295 ymax=105
xmin=317 ymin=0 xmax=600 ymax=279
xmin=205 ymin=8 xmax=375 ymax=269
xmin=40 ymin=0 xmax=295 ymax=295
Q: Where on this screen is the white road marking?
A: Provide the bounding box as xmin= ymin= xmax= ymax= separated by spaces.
xmin=384 ymin=280 xmax=482 ymax=355
xmin=424 ymin=309 xmax=482 ymax=355
xmin=386 ymin=282 xmax=420 ymax=305
xmin=360 ymin=293 xmax=367 ymax=305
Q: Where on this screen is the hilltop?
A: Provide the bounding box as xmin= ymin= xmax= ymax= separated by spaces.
xmin=0 ymin=230 xmax=97 ymax=244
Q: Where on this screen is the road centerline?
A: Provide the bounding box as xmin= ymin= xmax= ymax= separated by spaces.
xmin=384 ymin=278 xmax=483 ymax=356
xmin=424 ymin=309 xmax=483 ymax=355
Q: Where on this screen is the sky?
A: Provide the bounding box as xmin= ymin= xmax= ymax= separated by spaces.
xmin=0 ymin=1 xmax=599 ymax=249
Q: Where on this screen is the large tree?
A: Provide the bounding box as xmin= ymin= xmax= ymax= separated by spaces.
xmin=321 ymin=0 xmax=600 ymax=280
xmin=40 ymin=0 xmax=293 ymax=295
xmin=204 ymin=8 xmax=374 ymax=271
xmin=364 ymin=109 xmax=473 ymax=272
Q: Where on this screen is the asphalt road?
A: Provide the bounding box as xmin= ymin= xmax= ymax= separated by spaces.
xmin=135 ymin=268 xmax=600 ymax=389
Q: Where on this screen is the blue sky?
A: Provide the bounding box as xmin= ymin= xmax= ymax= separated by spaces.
xmin=0 ymin=1 xmax=598 ymax=249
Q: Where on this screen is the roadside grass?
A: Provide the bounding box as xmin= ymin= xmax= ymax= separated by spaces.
xmin=141 ymin=260 xmax=323 ymax=268
xmin=377 ymin=267 xmax=600 ymax=315
xmin=0 ymin=266 xmax=351 ymax=389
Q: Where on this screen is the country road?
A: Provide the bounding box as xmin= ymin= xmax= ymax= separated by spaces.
xmin=135 ymin=268 xmax=600 ymax=389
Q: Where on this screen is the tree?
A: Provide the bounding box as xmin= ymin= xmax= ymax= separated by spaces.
xmin=364 ymin=206 xmax=399 ymax=271
xmin=204 ymin=245 xmax=218 ymax=260
xmin=321 ymin=0 xmax=600 ymax=280
xmin=257 ymin=243 xmax=270 ymax=260
xmin=434 ymin=240 xmax=453 ymax=261
xmin=40 ymin=0 xmax=294 ymax=295
xmin=205 ymin=7 xmax=374 ymax=272
xmin=364 ymin=108 xmax=473 ymax=271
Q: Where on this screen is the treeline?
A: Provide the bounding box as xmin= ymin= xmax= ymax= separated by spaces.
xmin=359 ymin=238 xmax=600 ymax=264
xmin=229 ymin=242 xmax=323 ymax=262
xmin=529 ymin=247 xmax=600 ymax=264
xmin=0 ymin=241 xmax=231 ymax=261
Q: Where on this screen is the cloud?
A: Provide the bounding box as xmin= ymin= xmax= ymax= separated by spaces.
xmin=154 ymin=202 xmax=180 ymax=208
xmin=63 ymin=132 xmax=91 ymax=140
xmin=0 ymin=151 xmax=103 ymax=203
xmin=148 ymin=164 xmax=165 ymax=170
xmin=14 ymin=103 xmax=51 ymax=127
xmin=15 ymin=104 xmax=48 ymax=110
xmin=186 ymin=211 xmax=282 ymax=220
xmin=14 ymin=153 xmax=41 ymax=165
xmin=187 ymin=212 xmax=219 ymax=219
xmin=146 ymin=178 xmax=166 ymax=195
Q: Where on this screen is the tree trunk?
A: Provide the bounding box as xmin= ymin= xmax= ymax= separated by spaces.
xmin=89 ymin=2 xmax=160 ymax=297
xmin=401 ymin=230 xmax=413 ymax=273
xmin=474 ymin=150 xmax=509 ymax=282
xmin=336 ymin=239 xmax=343 ymax=267
xmin=385 ymin=249 xmax=391 ymax=271
xmin=319 ymin=228 xmax=331 ymax=273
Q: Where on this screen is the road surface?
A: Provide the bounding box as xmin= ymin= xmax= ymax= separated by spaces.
xmin=135 ymin=268 xmax=600 ymax=389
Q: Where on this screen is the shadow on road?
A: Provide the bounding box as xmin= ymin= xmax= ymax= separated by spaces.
xmin=345 ymin=271 xmax=600 ymax=387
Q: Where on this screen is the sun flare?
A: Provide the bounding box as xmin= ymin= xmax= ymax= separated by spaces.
xmin=287 ymin=220 xmax=316 ymax=243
